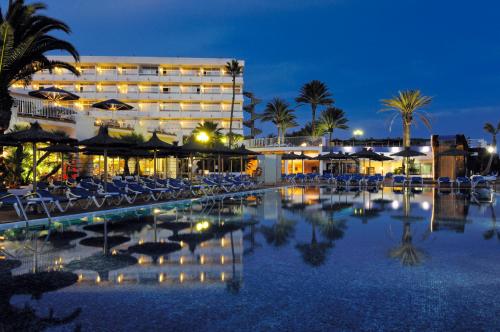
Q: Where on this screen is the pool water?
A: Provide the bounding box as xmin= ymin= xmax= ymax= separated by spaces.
xmin=1 ymin=186 xmax=499 ymax=331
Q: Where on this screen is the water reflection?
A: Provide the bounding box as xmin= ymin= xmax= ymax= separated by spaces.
xmin=0 ymin=186 xmax=498 ymax=329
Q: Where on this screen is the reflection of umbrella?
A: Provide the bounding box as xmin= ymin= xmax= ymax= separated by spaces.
xmin=40 ymin=144 xmax=80 ymax=181
xmin=79 ymin=236 xmax=130 ymax=251
xmin=65 ymin=254 xmax=137 ymax=281
xmin=39 ymin=230 xmax=87 ymax=248
xmin=0 ymin=259 xmax=21 ymax=275
xmin=83 ymin=217 xmax=152 ymax=235
xmin=92 ymin=99 xmax=133 ymax=111
xmin=79 ymin=126 xmax=131 ymax=191
xmin=135 ymin=132 xmax=177 ymax=184
xmin=169 ymin=232 xmax=214 ymax=253
xmin=29 ymin=86 xmax=79 ymax=101
xmin=5 ymin=122 xmax=72 ymax=190
xmin=128 ymin=242 xmax=181 ymax=264
xmin=157 ymin=221 xmax=192 ymax=234
xmin=10 ymin=271 xmax=78 ymax=299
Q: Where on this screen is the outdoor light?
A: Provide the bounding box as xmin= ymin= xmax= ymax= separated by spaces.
xmin=153 ymin=208 xmax=162 ymax=215
xmin=220 ymin=136 xmax=228 ymax=144
xmin=353 ymin=129 xmax=364 ymax=137
xmin=421 ymin=146 xmax=431 ymax=153
xmin=487 ymin=146 xmax=496 ymax=154
xmin=300 ymin=142 xmax=307 ymax=147
xmin=421 ymin=201 xmax=431 ymax=211
xmin=196 ymin=131 xmax=210 ymax=143
xmin=391 ymin=200 xmax=400 ymax=210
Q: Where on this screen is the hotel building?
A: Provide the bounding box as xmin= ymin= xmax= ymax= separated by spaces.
xmin=10 ymin=56 xmax=244 ymax=142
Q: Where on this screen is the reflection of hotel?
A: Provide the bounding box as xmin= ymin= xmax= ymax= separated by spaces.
xmin=11 ymin=56 xmax=244 ymax=142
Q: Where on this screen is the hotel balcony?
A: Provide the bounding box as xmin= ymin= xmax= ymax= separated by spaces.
xmin=71 ymin=91 xmax=243 ymax=103
xmin=32 ymin=72 xmax=243 ymax=85
xmin=86 ymin=109 xmax=243 ymax=120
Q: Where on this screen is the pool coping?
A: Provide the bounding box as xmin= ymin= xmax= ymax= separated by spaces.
xmin=0 ymin=185 xmax=288 ymax=232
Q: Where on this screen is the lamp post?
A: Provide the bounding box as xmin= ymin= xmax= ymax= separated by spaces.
xmin=353 ymin=129 xmax=364 ymax=172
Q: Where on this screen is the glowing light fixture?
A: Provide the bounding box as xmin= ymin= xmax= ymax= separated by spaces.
xmin=196 ymin=131 xmax=210 ymax=143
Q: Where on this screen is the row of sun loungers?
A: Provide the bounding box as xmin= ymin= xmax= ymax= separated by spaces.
xmin=0 ymin=175 xmax=259 ymax=222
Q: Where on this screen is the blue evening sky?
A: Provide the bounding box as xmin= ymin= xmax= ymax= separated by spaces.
xmin=13 ymin=0 xmax=500 ymax=140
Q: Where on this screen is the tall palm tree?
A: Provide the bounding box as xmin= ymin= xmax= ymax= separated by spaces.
xmin=482 ymin=121 xmax=500 ymax=175
xmin=380 ymin=90 xmax=432 ymax=148
xmin=295 ymin=80 xmax=334 ymax=136
xmin=191 ymin=121 xmax=223 ymax=145
xmin=317 ymin=106 xmax=349 ymax=143
xmin=0 ymin=0 xmax=80 ymax=133
xmin=225 ymin=59 xmax=242 ymax=147
xmin=261 ymin=98 xmax=298 ymax=144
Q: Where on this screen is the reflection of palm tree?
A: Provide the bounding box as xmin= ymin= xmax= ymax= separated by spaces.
xmin=226 ymin=231 xmax=240 ymax=294
xmin=319 ymin=218 xmax=347 ymax=244
xmin=389 ymin=190 xmax=424 ymax=266
xmin=296 ymin=222 xmax=332 ymax=267
xmin=483 ymin=203 xmax=499 ymax=241
xmin=389 ymin=223 xmax=423 ymax=266
xmin=260 ymin=217 xmax=296 ymax=246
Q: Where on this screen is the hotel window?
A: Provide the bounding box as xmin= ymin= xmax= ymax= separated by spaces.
xmin=79 ymin=65 xmax=95 ymax=75
xmin=120 ymin=66 xmax=138 ymax=75
xmin=162 ymin=87 xmax=170 ymax=94
xmin=139 ymin=66 xmax=158 ymax=76
xmin=98 ymin=66 xmax=116 ymax=75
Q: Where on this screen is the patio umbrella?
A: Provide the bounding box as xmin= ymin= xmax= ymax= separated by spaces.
xmin=282 ymin=152 xmax=311 ymax=174
xmin=4 ymin=122 xmax=73 ymax=191
xmin=40 ymin=144 xmax=80 ymax=181
xmin=377 ymin=153 xmax=394 ymax=176
xmin=181 ymin=141 xmax=236 ymax=179
xmin=92 ymin=99 xmax=134 ymax=111
xmin=391 ymin=147 xmax=426 ymax=180
xmin=28 ymin=86 xmax=79 ymax=101
xmin=135 ymin=131 xmax=178 ymax=185
xmin=316 ymin=152 xmax=351 ymax=175
xmin=351 ymin=148 xmax=383 ymax=174
xmin=79 ymin=126 xmax=131 ymax=191
xmin=233 ymin=144 xmax=260 ymax=175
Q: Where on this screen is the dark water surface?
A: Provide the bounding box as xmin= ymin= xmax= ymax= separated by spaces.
xmin=1 ymin=186 xmax=499 ymax=331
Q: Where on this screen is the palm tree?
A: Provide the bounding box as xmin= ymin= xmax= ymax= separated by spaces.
xmin=317 ymin=107 xmax=349 ymax=143
xmin=295 ymin=80 xmax=334 ymax=136
xmin=191 ymin=121 xmax=223 ymax=145
xmin=482 ymin=121 xmax=500 ymax=175
xmin=225 ymin=60 xmax=243 ymax=147
xmin=380 ymin=90 xmax=432 ymax=148
xmin=0 ymin=0 xmax=80 ymax=133
xmin=261 ymin=98 xmax=298 ymax=144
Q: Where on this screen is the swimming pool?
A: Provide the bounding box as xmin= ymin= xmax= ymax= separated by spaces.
xmin=1 ymin=186 xmax=499 ymax=331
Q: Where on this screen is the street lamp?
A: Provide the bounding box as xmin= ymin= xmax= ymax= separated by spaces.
xmin=487 ymin=145 xmax=496 ymax=154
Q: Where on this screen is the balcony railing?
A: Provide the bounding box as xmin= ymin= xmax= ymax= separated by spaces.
xmin=13 ymin=95 xmax=76 ymax=123
xmin=244 ymin=136 xmax=324 ymax=148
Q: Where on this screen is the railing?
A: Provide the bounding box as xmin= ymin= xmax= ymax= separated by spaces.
xmin=244 ymin=136 xmax=324 ymax=148
xmin=96 ymin=120 xmax=133 ymax=131
xmin=13 ymin=96 xmax=76 ymax=123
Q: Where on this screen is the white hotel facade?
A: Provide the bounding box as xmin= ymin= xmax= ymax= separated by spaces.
xmin=10 ymin=56 xmax=244 ymax=142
